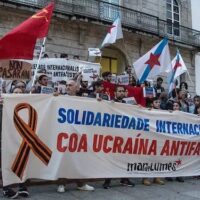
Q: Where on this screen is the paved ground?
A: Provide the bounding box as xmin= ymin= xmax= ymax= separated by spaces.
xmin=0 ymin=178 xmax=199 ymax=200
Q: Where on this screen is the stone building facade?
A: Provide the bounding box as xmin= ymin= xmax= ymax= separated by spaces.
xmin=0 ymin=0 xmax=200 ymax=95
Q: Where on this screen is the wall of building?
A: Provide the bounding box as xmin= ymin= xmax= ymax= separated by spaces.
xmin=191 ymin=0 xmax=200 ymax=95
xmin=123 ymin=0 xmax=192 ymax=28
xmin=0 ymin=2 xmax=196 ymax=95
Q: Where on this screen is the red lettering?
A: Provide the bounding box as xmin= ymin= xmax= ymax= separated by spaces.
xmin=179 ymin=141 xmax=188 ymax=155
xmin=93 ymin=134 xmax=103 ymax=152
xmin=113 ymin=136 xmax=124 ymax=153
xmin=103 ymin=135 xmax=113 ymax=153
xmin=133 ymin=138 xmax=139 ymax=154
xmin=193 ymin=142 xmax=200 ymax=155
xmin=170 ymin=141 xmax=180 ymax=156
xmin=57 ymin=132 xmax=68 ymax=152
xmin=122 ymin=138 xmax=132 ymax=154
xmin=147 ymin=140 xmax=157 ymax=155
xmin=188 ymin=142 xmax=197 ymax=155
xmin=69 ymin=133 xmax=78 ymax=152
xmin=138 ymin=139 xmax=148 ymax=155
xmin=160 ymin=140 xmax=170 ymax=156
xmin=77 ymin=134 xmax=87 ymax=152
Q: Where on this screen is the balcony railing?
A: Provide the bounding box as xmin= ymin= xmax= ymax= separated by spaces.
xmin=2 ymin=0 xmax=200 ymax=48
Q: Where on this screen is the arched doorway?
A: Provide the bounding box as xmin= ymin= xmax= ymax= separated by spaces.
xmin=98 ymin=46 xmax=128 ymax=74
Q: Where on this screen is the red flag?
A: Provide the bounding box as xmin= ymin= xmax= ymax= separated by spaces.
xmin=103 ymin=81 xmax=146 ymax=106
xmin=125 ymin=85 xmax=146 ymax=107
xmin=0 ymin=2 xmax=54 ymax=59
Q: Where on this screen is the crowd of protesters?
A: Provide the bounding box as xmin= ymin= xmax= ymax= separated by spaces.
xmin=1 ymin=61 xmax=200 ymax=199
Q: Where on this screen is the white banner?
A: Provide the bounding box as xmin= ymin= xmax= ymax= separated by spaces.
xmin=23 ymin=58 xmax=101 ymax=82
xmin=88 ymin=48 xmax=101 ymax=57
xmin=2 ymin=95 xmax=200 ymax=186
xmin=82 ymin=67 xmax=100 ymax=82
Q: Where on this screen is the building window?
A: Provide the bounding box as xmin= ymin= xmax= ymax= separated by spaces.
xmin=100 ymin=57 xmax=118 ymax=74
xmin=166 ymin=0 xmax=180 ymax=36
xmin=100 ymin=0 xmax=120 ymax=21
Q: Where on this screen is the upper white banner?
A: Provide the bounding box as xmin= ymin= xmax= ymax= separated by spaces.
xmin=23 ymin=58 xmax=101 ymax=82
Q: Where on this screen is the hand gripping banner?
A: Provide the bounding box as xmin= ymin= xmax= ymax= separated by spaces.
xmin=11 ymin=103 xmax=52 ymax=179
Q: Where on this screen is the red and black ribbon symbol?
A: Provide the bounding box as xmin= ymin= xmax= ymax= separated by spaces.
xmin=12 ymin=103 xmax=52 ymax=179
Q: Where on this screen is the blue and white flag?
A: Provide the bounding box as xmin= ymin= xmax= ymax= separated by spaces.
xmin=133 ymin=38 xmax=171 ymax=84
xmin=168 ymin=51 xmax=187 ymax=93
xmin=101 ymin=17 xmax=123 ymax=48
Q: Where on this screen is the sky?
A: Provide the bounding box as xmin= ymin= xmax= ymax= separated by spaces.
xmin=191 ymin=0 xmax=200 ymax=31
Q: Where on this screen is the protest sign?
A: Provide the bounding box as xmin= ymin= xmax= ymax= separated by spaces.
xmin=111 ymin=74 xmax=117 ymax=84
xmin=88 ymin=48 xmax=101 ymax=57
xmin=0 ymin=60 xmax=31 ymax=80
xmin=123 ymin=97 xmax=137 ymax=105
xmin=23 ymin=58 xmax=101 ymax=83
xmin=116 ymin=74 xmax=129 ymax=85
xmin=40 ymin=86 xmax=54 ymax=94
xmin=82 ymin=67 xmax=100 ymax=82
xmin=2 ymin=95 xmax=200 ymax=186
xmin=143 ymin=87 xmax=156 ymax=98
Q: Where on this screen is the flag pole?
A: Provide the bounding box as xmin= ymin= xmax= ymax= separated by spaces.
xmin=186 ymin=70 xmax=194 ymax=86
xmin=31 ymin=37 xmax=46 ymax=89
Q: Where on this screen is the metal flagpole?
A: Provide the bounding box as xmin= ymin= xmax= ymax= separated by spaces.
xmin=31 ymin=37 xmax=46 ymax=89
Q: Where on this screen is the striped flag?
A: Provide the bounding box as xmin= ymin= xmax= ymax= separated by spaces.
xmin=168 ymin=51 xmax=188 ymax=93
xmin=101 ymin=17 xmax=123 ymax=48
xmin=133 ymin=38 xmax=171 ymax=84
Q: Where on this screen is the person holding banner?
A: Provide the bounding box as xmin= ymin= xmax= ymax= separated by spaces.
xmin=2 ymin=85 xmax=29 ymax=198
xmin=6 ymin=80 xmax=26 ymax=94
xmin=89 ymin=80 xmax=110 ymax=100
xmin=194 ymin=105 xmax=200 ymax=116
xmin=177 ymin=90 xmax=189 ymax=113
xmin=165 ymin=101 xmax=184 ymax=183
xmin=77 ymin=79 xmax=91 ymax=97
xmin=56 ymin=78 xmax=94 ymax=192
xmin=103 ymin=85 xmax=135 ymax=189
xmin=12 ymin=87 xmax=23 ymax=94
xmin=191 ymin=95 xmax=200 ymax=114
xmin=3 ymin=183 xmax=29 ymax=199
xmin=142 ymin=97 xmax=165 ymax=186
xmin=14 ymin=81 xmax=27 ymax=93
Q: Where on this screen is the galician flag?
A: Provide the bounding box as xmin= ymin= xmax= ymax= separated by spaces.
xmin=168 ymin=50 xmax=188 ymax=93
xmin=133 ymin=38 xmax=171 ymax=84
xmin=101 ymin=17 xmax=123 ymax=48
